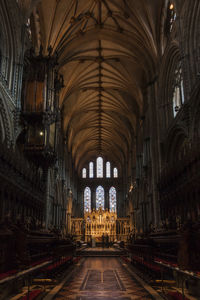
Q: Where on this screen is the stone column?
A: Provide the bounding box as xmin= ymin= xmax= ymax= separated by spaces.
xmin=147 ymin=84 xmax=161 ymax=228
xmin=105 ymin=187 xmax=109 ymax=210
xmin=66 ymin=212 xmax=71 ymax=234
xmin=130 ymin=211 xmax=134 ymax=231
xmin=42 ymin=166 xmax=52 ymax=229
xmin=91 ymin=188 xmax=96 ymax=210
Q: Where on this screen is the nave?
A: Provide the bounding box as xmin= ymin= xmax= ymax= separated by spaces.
xmin=0 ymin=0 xmax=200 ymax=299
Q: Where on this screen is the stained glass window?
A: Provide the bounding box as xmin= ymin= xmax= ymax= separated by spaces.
xmin=89 ymin=162 xmax=94 ymax=178
xmin=109 ymin=187 xmax=116 ymax=212
xmin=166 ymin=2 xmax=176 ymax=34
xmin=96 ymin=186 xmax=104 ymax=210
xmin=106 ymin=161 xmax=111 ymax=178
xmin=169 ymin=2 xmax=176 ymax=32
xmin=113 ymin=167 xmax=118 ymax=178
xmin=96 ymin=157 xmax=103 ymax=178
xmin=82 ymin=168 xmax=86 ymax=178
xmin=84 ymin=187 xmax=91 ymax=212
xmin=172 ymin=62 xmax=184 ymax=117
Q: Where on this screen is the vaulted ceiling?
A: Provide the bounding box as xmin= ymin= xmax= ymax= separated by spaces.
xmin=27 ymin=0 xmax=166 ymax=172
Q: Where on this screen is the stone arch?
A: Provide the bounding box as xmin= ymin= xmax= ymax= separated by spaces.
xmin=0 ymin=112 xmax=5 ymax=142
xmin=0 ymin=2 xmax=15 ymax=83
xmin=0 ymin=0 xmax=23 ymax=107
xmin=181 ymin=0 xmax=200 ymax=91
xmin=6 ymin=0 xmax=22 ymax=58
xmin=159 ymin=0 xmax=177 ymax=55
xmin=58 ymin=28 xmax=156 ymax=85
xmin=0 ymin=90 xmax=14 ymax=144
xmin=158 ymin=41 xmax=181 ymax=130
xmin=164 ymin=125 xmax=188 ymax=164
xmin=191 ymin=84 xmax=200 ymax=140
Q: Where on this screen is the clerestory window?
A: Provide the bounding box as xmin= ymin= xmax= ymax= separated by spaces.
xmin=89 ymin=162 xmax=94 ymax=178
xmin=96 ymin=156 xmax=103 ymax=178
xmin=106 ymin=161 xmax=111 ymax=178
xmin=82 ymin=168 xmax=86 ymax=178
xmin=172 ymin=62 xmax=184 ymax=117
xmin=113 ymin=167 xmax=118 ymax=178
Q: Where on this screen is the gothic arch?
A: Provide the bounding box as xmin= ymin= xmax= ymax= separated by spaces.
xmin=181 ymin=0 xmax=200 ymax=90
xmin=164 ymin=125 xmax=188 ymax=164
xmin=0 ymin=1 xmax=21 ymax=83
xmin=159 ymin=0 xmax=176 ymax=55
xmin=0 ymin=0 xmax=23 ymax=115
xmin=6 ymin=0 xmax=22 ymax=59
xmin=159 ymin=41 xmax=181 ymax=130
xmin=32 ymin=0 xmax=165 ymax=173
xmin=0 ymin=111 xmax=5 ymax=142
xmin=0 ymin=90 xmax=14 ymax=144
xmin=191 ymin=85 xmax=200 ymax=140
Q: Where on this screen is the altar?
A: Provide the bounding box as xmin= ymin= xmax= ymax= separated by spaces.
xmin=85 ymin=207 xmax=117 ymax=243
xmin=71 ymin=208 xmax=130 ymax=243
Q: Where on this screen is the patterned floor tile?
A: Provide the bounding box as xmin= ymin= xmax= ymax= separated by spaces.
xmin=55 ymin=257 xmax=155 ymax=299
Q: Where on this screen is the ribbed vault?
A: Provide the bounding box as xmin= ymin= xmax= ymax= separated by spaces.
xmin=30 ymin=0 xmax=164 ymax=173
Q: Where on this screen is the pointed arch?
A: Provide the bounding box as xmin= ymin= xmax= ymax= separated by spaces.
xmin=84 ymin=187 xmax=91 ymax=212
xmin=82 ymin=168 xmax=86 ymax=178
xmin=96 ymin=185 xmax=104 ymax=210
xmin=109 ymin=187 xmax=117 ymax=212
xmin=0 ymin=91 xmax=13 ymax=144
xmin=96 ymin=156 xmax=103 ymax=178
xmin=113 ymin=167 xmax=118 ymax=178
xmin=89 ymin=161 xmax=94 ymax=178
xmin=106 ymin=161 xmax=111 ymax=178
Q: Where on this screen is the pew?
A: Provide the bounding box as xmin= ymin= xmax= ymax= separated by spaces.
xmin=0 ymin=221 xmax=76 ymax=299
xmin=126 ymin=224 xmax=200 ymax=297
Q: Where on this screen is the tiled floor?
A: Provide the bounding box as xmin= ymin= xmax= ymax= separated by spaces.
xmin=55 ymin=257 xmax=155 ymax=299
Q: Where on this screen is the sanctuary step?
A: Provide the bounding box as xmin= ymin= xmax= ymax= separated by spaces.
xmin=76 ymin=247 xmax=125 ymax=257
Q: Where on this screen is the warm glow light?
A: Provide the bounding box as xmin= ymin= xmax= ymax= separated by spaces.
xmin=169 ymin=3 xmax=174 ymax=10
xmin=39 ymin=131 xmax=44 ymax=136
xmin=129 ymin=184 xmax=133 ymax=193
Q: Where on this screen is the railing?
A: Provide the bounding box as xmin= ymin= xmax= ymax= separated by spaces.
xmin=0 ymin=254 xmax=74 ymax=300
xmin=155 ymin=260 xmax=200 ymax=298
xmin=0 ymin=260 xmax=52 ymax=285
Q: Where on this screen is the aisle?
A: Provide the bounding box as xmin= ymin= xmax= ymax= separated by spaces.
xmin=54 ymin=257 xmax=162 ymax=300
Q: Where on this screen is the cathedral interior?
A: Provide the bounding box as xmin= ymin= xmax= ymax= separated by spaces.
xmin=0 ymin=0 xmax=200 ymax=299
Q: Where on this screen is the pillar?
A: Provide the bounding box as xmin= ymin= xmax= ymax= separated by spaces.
xmin=91 ymin=188 xmax=96 ymax=210
xmin=66 ymin=212 xmax=71 ymax=234
xmin=105 ymin=187 xmax=109 ymax=210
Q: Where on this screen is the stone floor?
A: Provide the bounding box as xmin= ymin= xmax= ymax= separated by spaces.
xmin=83 ymin=247 xmax=120 ymax=251
xmin=76 ymin=246 xmax=124 ymax=257
xmin=54 ymin=257 xmax=160 ymax=299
